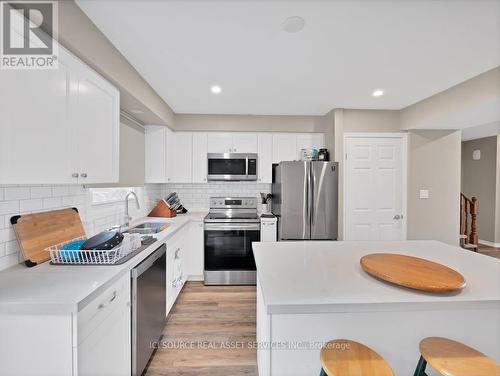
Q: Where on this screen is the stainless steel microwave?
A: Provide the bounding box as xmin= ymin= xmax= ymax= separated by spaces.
xmin=207 ymin=153 xmax=258 ymax=181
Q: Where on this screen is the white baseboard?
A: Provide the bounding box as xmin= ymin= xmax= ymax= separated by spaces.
xmin=187 ymin=275 xmax=204 ymax=282
xmin=479 ymin=239 xmax=500 ymax=248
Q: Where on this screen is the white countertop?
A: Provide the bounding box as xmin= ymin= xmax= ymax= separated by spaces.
xmin=253 ymin=240 xmax=500 ymax=314
xmin=0 ymin=211 xmax=207 ymax=314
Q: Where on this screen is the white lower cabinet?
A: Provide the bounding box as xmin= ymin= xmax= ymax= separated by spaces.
xmin=166 ymin=226 xmax=188 ymax=314
xmin=77 ymin=273 xmax=131 ymax=376
xmin=0 ymin=273 xmax=131 ymax=376
xmin=165 ymin=220 xmax=204 ymax=315
xmin=78 ymin=300 xmax=131 ymax=376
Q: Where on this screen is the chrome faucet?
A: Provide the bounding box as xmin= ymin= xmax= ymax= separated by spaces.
xmin=125 ymin=191 xmax=140 ymax=227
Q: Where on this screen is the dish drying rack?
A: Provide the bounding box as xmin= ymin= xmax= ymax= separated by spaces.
xmin=46 ymin=234 xmax=141 ymax=265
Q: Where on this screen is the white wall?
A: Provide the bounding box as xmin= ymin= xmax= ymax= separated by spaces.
xmin=174 ymin=114 xmax=327 ymax=133
xmin=407 ymin=130 xmax=462 ymax=245
xmin=0 ymin=184 xmax=164 ymax=271
xmin=400 ymin=66 xmax=500 ymax=130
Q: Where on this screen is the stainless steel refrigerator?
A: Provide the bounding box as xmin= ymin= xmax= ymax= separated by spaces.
xmin=272 ymin=161 xmax=338 ymax=240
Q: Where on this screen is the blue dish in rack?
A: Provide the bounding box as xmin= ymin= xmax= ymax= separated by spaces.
xmin=59 ymin=239 xmax=86 ymax=262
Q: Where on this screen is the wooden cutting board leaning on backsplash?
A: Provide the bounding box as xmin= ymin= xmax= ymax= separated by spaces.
xmin=11 ymin=208 xmax=86 ymax=267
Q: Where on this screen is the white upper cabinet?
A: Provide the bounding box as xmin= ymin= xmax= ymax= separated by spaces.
xmin=272 ymin=133 xmax=298 ymax=163
xmin=0 ymin=45 xmax=119 ymax=185
xmin=257 ymin=134 xmax=273 ymax=183
xmin=272 ymin=133 xmax=326 ymax=163
xmin=166 ymin=130 xmax=193 ymax=183
xmin=145 ymin=126 xmax=167 ymax=183
xmin=192 ymin=133 xmax=208 ymax=183
xmin=74 ymin=65 xmax=120 ymax=184
xmin=145 ymin=130 xmax=326 ymax=184
xmin=207 ymin=133 xmax=233 ymax=153
xmin=207 ymin=132 xmax=258 ymax=153
xmin=0 ymin=52 xmax=73 ymax=185
xmin=232 ymin=133 xmax=258 ymax=153
xmin=296 ymin=133 xmax=325 ymax=150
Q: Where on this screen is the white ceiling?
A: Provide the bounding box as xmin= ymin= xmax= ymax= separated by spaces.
xmin=77 ymin=0 xmax=500 ymax=116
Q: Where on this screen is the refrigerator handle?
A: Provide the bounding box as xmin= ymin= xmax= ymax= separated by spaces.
xmin=310 ymin=163 xmax=315 ymax=226
xmin=307 ymin=163 xmax=313 ymax=229
xmin=303 ymin=162 xmax=309 ymax=238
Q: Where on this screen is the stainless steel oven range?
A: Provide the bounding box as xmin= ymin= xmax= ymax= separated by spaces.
xmin=204 ymin=197 xmax=260 ymax=285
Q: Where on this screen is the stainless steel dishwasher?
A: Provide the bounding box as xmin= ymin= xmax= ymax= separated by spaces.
xmin=131 ymin=244 xmax=166 ymax=376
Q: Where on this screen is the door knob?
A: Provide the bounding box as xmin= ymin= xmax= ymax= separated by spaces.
xmin=393 ymin=214 xmax=401 ymax=220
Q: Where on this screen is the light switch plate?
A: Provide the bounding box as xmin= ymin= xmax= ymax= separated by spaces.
xmin=419 ymin=189 xmax=429 ymax=199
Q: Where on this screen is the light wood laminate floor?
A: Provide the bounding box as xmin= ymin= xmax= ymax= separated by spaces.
xmin=145 ymin=282 xmax=258 ymax=376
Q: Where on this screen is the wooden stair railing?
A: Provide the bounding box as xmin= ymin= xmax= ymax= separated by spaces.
xmin=460 ymin=193 xmax=478 ymax=251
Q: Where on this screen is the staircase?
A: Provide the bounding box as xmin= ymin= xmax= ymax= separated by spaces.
xmin=460 ymin=193 xmax=478 ymax=251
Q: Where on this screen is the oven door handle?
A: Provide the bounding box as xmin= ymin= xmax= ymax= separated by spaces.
xmin=205 ymin=223 xmax=261 ymax=231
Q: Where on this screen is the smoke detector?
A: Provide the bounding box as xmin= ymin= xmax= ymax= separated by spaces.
xmin=282 ymin=16 xmax=305 ymax=33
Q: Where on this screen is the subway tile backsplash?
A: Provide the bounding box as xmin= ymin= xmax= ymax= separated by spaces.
xmin=0 ymin=184 xmax=165 ymax=271
xmin=0 ymin=181 xmax=271 ymax=271
xmin=165 ymin=182 xmax=271 ymax=211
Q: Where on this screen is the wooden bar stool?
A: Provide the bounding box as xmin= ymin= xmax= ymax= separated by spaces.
xmin=319 ymin=339 xmax=394 ymax=376
xmin=414 ymin=337 xmax=500 ymax=376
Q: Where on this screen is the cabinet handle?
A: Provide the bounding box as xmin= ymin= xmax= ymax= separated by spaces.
xmin=174 ymin=248 xmax=181 ymax=259
xmin=80 ymin=173 xmax=87 ymax=178
xmin=233 ymin=148 xmax=237 ymax=152
xmin=98 ymin=290 xmax=117 ymax=309
xmin=72 ymin=173 xmax=79 ymax=178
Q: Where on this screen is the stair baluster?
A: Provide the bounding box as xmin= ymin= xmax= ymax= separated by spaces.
xmin=460 ymin=193 xmax=478 ymax=251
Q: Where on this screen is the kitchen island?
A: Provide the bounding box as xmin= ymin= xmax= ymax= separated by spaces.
xmin=253 ymin=240 xmax=500 ymax=376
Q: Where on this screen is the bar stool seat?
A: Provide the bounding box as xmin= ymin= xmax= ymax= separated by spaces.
xmin=414 ymin=337 xmax=500 ymax=376
xmin=320 ymin=339 xmax=394 ymax=376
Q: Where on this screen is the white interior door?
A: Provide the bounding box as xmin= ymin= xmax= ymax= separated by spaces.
xmin=345 ymin=135 xmax=406 ymax=241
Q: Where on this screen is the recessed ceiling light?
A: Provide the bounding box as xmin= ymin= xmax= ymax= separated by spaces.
xmin=372 ymin=89 xmax=385 ymax=97
xmin=130 ymin=109 xmax=144 ymax=114
xmin=210 ymin=85 xmax=222 ymax=94
xmin=282 ymin=16 xmax=305 ymax=33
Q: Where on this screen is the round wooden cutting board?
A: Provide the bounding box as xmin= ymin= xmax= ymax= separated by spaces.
xmin=360 ymin=253 xmax=466 ymax=293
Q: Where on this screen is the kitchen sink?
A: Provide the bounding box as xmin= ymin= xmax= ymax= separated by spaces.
xmin=126 ymin=222 xmax=170 ymax=235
